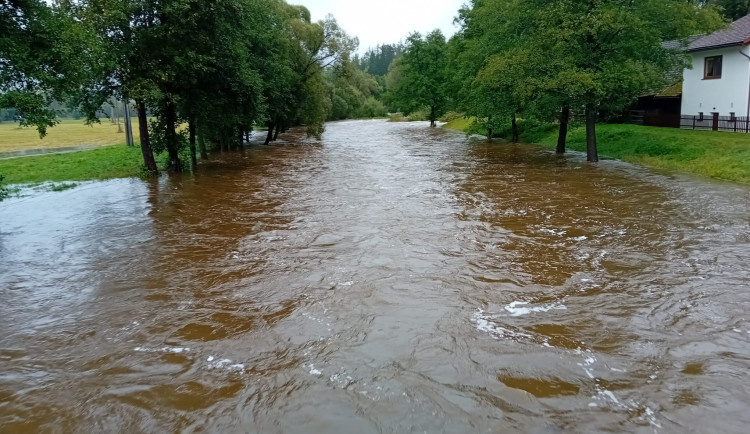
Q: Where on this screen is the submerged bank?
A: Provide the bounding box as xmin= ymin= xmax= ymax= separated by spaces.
xmin=444 ymin=119 xmax=750 ymax=184
xmin=0 ymin=145 xmax=154 ymax=185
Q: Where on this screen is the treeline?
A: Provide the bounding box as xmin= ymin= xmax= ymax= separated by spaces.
xmin=384 ymin=0 xmax=728 ymax=161
xmin=0 ymin=0 xmax=386 ymax=175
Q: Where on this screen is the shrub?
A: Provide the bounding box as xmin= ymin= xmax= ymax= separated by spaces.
xmin=0 ymin=174 xmax=9 ymax=201
xmin=439 ymin=111 xmax=465 ymax=123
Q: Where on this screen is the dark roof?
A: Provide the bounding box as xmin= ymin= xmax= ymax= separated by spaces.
xmin=688 ymin=14 xmax=750 ymax=52
xmin=662 ymin=35 xmax=703 ymax=51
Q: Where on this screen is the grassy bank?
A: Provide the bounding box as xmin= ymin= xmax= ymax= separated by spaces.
xmin=445 ymin=118 xmax=750 ymax=184
xmin=0 ymin=144 xmax=160 ymax=185
xmin=0 ymin=118 xmax=140 ymax=153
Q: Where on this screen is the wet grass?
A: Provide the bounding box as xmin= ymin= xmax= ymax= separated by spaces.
xmin=0 ymin=118 xmax=140 ymax=153
xmin=0 ymin=144 xmax=164 ymax=185
xmin=445 ymin=119 xmax=750 ymax=184
xmin=539 ymin=124 xmax=750 ymax=184
xmin=442 ymin=117 xmax=474 ymax=132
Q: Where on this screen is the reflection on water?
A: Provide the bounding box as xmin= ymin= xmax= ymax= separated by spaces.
xmin=2 ymin=120 xmax=750 ymax=432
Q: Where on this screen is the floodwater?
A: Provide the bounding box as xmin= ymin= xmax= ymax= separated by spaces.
xmin=1 ymin=120 xmax=750 ymax=433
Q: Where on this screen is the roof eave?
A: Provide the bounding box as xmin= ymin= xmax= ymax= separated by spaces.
xmin=688 ymin=42 xmax=743 ymax=52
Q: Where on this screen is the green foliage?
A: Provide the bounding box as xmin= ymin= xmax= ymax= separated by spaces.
xmin=2 ymin=0 xmax=359 ymax=172
xmin=709 ymin=0 xmax=750 ymax=20
xmin=439 ymin=111 xmax=464 ymax=123
xmin=387 ymin=111 xmax=429 ymax=122
xmin=445 ymin=0 xmax=725 ymax=159
xmin=355 ymin=44 xmax=404 ymax=76
xmin=386 ymin=30 xmax=449 ymax=124
xmin=0 ymin=0 xmax=103 ymax=136
xmin=326 ymin=61 xmax=387 ymax=120
xmin=0 ymin=174 xmax=9 ymax=201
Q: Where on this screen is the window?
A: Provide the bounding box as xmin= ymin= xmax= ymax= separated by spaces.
xmin=704 ymin=55 xmax=722 ymax=79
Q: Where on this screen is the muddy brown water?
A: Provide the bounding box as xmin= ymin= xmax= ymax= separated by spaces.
xmin=2 ymin=120 xmax=750 ymax=433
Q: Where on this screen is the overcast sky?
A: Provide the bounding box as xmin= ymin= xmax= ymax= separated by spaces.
xmin=291 ymin=0 xmax=466 ymax=53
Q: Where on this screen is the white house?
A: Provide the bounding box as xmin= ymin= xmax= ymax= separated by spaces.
xmin=681 ymin=15 xmax=750 ymax=128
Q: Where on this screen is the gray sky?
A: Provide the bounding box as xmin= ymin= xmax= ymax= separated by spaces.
xmin=291 ymin=0 xmax=466 ymax=52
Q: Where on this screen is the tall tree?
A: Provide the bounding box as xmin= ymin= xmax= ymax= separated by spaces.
xmin=0 ymin=0 xmax=104 ymax=136
xmin=710 ymin=0 xmax=750 ymax=20
xmin=451 ymin=0 xmax=724 ymax=160
xmin=387 ymin=30 xmax=448 ymax=127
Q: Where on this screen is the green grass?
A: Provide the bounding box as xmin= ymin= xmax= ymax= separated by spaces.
xmin=444 ymin=118 xmax=750 ymax=184
xmin=539 ymin=124 xmax=750 ymax=184
xmin=0 ymin=144 xmax=164 ymax=185
xmin=443 ymin=117 xmax=474 ymax=132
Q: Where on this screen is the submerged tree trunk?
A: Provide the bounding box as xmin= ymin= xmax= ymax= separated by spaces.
xmin=273 ymin=120 xmax=282 ymax=141
xmin=556 ymin=106 xmax=570 ymax=154
xmin=511 ymin=112 xmax=519 ymax=142
xmin=264 ymin=121 xmax=274 ymax=145
xmin=199 ymin=135 xmax=208 ymax=160
xmin=238 ymin=127 xmax=244 ymax=147
xmin=585 ymin=103 xmax=598 ymax=162
xmin=486 ymin=115 xmax=492 ymax=140
xmin=189 ymin=116 xmax=197 ymax=170
xmin=136 ymin=99 xmax=158 ymax=176
xmin=164 ymin=96 xmax=181 ymax=172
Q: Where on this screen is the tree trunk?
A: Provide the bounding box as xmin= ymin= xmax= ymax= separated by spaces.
xmin=189 ymin=116 xmax=197 ymax=170
xmin=556 ymin=106 xmax=569 ymax=154
xmin=199 ymin=135 xmax=208 ymax=160
xmin=486 ymin=115 xmax=492 ymax=140
xmin=238 ymin=127 xmax=244 ymax=147
xmin=164 ymin=96 xmax=181 ymax=172
xmin=116 ymin=100 xmax=123 ymax=133
xmin=123 ymin=102 xmax=134 ymax=147
xmin=136 ymin=99 xmax=158 ymax=176
xmin=273 ymin=120 xmax=281 ymax=141
xmin=264 ymin=121 xmax=274 ymax=145
xmin=511 ymin=112 xmax=519 ymax=142
xmin=585 ymin=103 xmax=598 ymax=162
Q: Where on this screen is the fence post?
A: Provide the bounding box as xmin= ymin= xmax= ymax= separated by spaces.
xmin=692 ymin=116 xmax=696 ymax=130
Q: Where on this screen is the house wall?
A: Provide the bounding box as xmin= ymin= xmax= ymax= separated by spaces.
xmin=681 ymin=46 xmax=750 ymax=117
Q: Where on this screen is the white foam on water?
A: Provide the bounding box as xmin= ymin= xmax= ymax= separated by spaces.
xmin=307 ymin=364 xmax=322 ymax=376
xmin=540 ymin=228 xmax=567 ymax=236
xmin=572 ymin=236 xmax=588 ymax=242
xmin=472 ymin=309 xmax=533 ymax=340
xmin=206 ymin=356 xmax=245 ymax=372
xmin=134 ymin=346 xmax=190 ymax=354
xmin=504 ymin=301 xmax=567 ymax=317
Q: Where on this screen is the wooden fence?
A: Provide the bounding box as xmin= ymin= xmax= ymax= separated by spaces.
xmin=680 ymin=114 xmax=750 ymax=132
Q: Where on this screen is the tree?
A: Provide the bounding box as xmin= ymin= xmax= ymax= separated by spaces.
xmin=0 ymin=0 xmax=104 ymax=136
xmin=387 ymin=30 xmax=448 ymax=127
xmin=452 ymin=0 xmax=724 ymax=160
xmin=710 ymin=0 xmax=750 ymax=20
xmin=327 ymin=60 xmax=386 ymax=120
xmin=356 ymin=43 xmax=404 ymax=77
